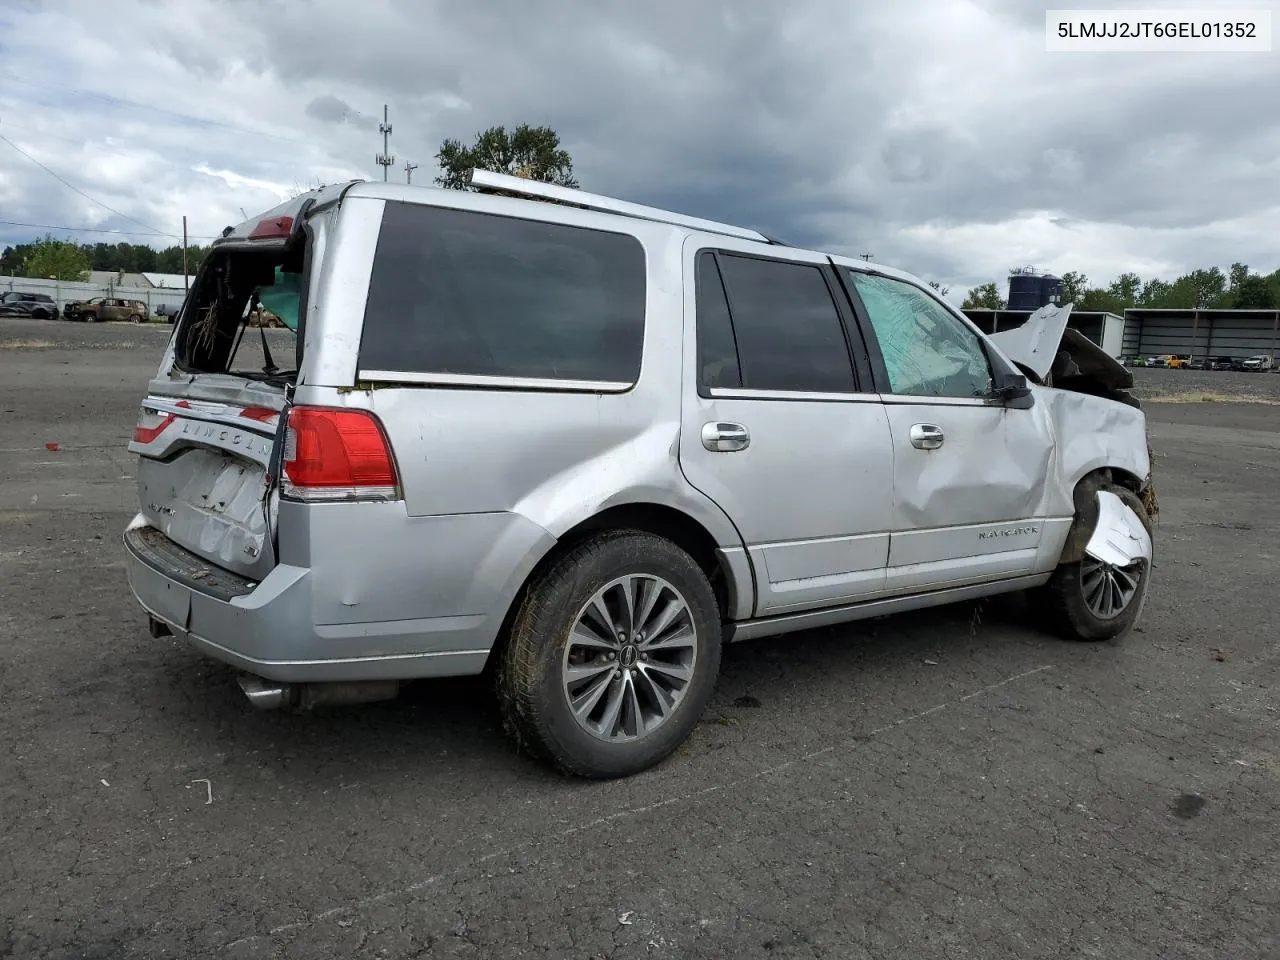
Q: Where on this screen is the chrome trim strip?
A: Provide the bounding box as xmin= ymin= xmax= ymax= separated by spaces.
xmin=357 ymin=370 xmax=634 ymax=393
xmin=707 ymin=387 xmax=880 ymax=403
xmin=726 ymin=574 xmax=1052 ymax=642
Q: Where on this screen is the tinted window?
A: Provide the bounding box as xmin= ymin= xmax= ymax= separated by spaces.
xmin=360 ymin=202 xmax=646 ymax=383
xmin=715 ymin=255 xmax=855 ymax=393
xmin=695 ymin=252 xmax=741 ymax=390
xmin=848 ymin=272 xmax=992 ymax=398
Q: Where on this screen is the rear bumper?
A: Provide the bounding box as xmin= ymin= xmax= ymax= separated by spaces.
xmin=123 ymin=519 xmax=497 ymax=682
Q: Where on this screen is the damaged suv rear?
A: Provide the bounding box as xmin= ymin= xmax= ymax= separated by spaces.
xmin=124 ymin=175 xmax=1155 ymax=779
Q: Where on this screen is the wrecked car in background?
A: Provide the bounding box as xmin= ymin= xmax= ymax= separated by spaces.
xmin=121 ymin=172 xmax=1155 ymax=780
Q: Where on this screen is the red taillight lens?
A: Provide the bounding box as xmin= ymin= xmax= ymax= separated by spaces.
xmin=281 ymin=407 xmax=400 ymax=502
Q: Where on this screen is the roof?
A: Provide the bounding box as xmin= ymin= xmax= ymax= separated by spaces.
xmin=140 ymin=272 xmax=191 ymax=289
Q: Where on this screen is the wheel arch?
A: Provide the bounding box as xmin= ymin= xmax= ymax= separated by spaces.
xmin=1057 ymin=467 xmax=1151 ymax=565
xmin=484 ymin=501 xmax=754 ymax=672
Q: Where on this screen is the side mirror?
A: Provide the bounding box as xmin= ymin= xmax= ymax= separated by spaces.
xmin=992 ymin=373 xmax=1032 ymax=406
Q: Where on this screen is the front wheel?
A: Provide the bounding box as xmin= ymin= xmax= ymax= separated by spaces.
xmin=496 ymin=531 xmax=722 ymax=779
xmin=1037 ymin=483 xmax=1153 ymax=642
xmin=128 ymin=313 xmax=141 ymax=324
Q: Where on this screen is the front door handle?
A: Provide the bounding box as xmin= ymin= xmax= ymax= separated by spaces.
xmin=702 ymin=421 xmax=751 ymax=452
xmin=909 ymin=423 xmax=944 ymax=450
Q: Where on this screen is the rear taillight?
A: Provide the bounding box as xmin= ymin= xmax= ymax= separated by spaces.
xmin=132 ymin=400 xmax=189 ymax=444
xmin=281 ymin=407 xmax=400 ymax=502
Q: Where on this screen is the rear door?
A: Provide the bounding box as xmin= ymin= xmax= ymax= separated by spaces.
xmin=838 ymin=265 xmax=1055 ymax=594
xmin=679 ymin=241 xmax=895 ymax=617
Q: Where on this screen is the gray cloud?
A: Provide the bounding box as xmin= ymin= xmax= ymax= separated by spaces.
xmin=1 ymin=0 xmax=1278 ymax=299
xmin=305 ymin=95 xmax=378 ymax=131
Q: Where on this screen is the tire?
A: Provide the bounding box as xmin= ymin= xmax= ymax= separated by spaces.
xmin=128 ymin=313 xmax=141 ymax=324
xmin=1037 ymin=483 xmax=1153 ymax=642
xmin=83 ymin=312 xmax=97 ymax=323
xmin=496 ymin=531 xmax=722 ymax=779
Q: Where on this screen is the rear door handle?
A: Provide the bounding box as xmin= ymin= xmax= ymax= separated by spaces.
xmin=702 ymin=422 xmax=751 ymax=452
xmin=909 ymin=423 xmax=944 ymax=450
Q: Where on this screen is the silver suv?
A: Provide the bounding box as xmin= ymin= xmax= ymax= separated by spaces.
xmin=124 ymin=172 xmax=1154 ymax=779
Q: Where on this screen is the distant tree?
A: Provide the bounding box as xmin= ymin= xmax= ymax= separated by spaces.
xmin=1107 ymin=272 xmax=1142 ymax=307
xmin=961 ymin=282 xmax=1003 ymax=310
xmin=23 ymin=236 xmax=90 ymax=281
xmin=1057 ymin=270 xmax=1088 ymax=305
xmin=927 ymin=280 xmax=950 ymax=297
xmin=1229 ymin=261 xmax=1250 ymax=295
xmin=1185 ymin=267 xmax=1228 ymax=308
xmin=1077 ymin=288 xmax=1125 ymax=313
xmin=435 ymin=124 xmax=578 ymax=190
xmin=1233 ymin=274 xmax=1275 ymax=309
xmin=1137 ymin=278 xmax=1172 ymax=306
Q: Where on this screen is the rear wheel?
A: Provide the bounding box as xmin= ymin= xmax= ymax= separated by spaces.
xmin=496 ymin=531 xmax=722 ymax=779
xmin=1037 ymin=483 xmax=1152 ymax=642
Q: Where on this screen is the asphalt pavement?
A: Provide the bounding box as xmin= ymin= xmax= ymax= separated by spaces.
xmin=1 ymin=317 xmax=1277 ymax=959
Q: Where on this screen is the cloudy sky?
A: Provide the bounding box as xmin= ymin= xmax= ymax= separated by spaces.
xmin=0 ymin=0 xmax=1277 ymax=299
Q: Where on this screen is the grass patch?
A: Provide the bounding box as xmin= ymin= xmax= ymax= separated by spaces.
xmin=1144 ymin=391 xmax=1280 ymax=405
xmin=0 ymin=338 xmax=54 ymax=349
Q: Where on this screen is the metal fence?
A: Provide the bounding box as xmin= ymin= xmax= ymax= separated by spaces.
xmin=2 ymin=276 xmax=188 ymax=318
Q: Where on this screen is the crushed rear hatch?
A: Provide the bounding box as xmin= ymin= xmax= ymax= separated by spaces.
xmin=126 ymin=194 xmax=324 ymax=581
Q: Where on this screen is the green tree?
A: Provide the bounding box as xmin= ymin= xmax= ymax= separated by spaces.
xmin=961 ymin=282 xmax=1003 ymax=310
xmin=1077 ymin=288 xmax=1125 ymax=313
xmin=1185 ymin=267 xmax=1227 ymax=308
xmin=1137 ymin=278 xmax=1172 ymax=306
xmin=1058 ymin=270 xmax=1088 ymax=304
xmin=1233 ymin=274 xmax=1275 ymax=309
xmin=435 ymin=124 xmax=579 ymax=190
xmin=23 ymin=236 xmax=90 ymax=281
xmin=1107 ymin=272 xmax=1142 ymax=307
xmin=1228 ymin=261 xmax=1250 ymax=295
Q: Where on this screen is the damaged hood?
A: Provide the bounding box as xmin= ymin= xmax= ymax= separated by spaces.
xmin=988 ymin=303 xmax=1132 ymax=391
xmin=988 ymin=303 xmax=1073 ymax=381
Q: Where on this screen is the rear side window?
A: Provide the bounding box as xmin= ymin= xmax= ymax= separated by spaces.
xmin=360 ymin=202 xmax=646 ymax=384
xmin=703 ymin=253 xmax=856 ymax=393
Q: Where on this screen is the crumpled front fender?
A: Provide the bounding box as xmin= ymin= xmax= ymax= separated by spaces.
xmin=1084 ymin=490 xmax=1152 ymax=567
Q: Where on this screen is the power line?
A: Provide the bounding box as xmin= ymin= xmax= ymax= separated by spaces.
xmin=0 ymin=218 xmax=217 ymax=240
xmin=0 ymin=132 xmax=177 ymax=238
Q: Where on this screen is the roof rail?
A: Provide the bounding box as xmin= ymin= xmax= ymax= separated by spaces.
xmin=467 ymin=168 xmax=772 ymax=244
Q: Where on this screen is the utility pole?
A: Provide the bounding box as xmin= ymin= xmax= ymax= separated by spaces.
xmin=858 ymin=252 xmax=874 ymax=262
xmin=375 ymin=104 xmax=394 ymax=181
xmin=404 ymin=161 xmax=419 ymax=185
xmin=182 ymin=216 xmax=189 ymax=294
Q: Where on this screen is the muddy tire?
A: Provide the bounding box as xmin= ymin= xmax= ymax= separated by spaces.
xmin=496 ymin=531 xmax=722 ymax=779
xmin=128 ymin=313 xmax=142 ymax=324
xmin=1037 ymin=483 xmax=1153 ymax=642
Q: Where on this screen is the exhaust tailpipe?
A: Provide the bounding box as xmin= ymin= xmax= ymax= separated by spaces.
xmin=237 ymin=674 xmax=294 ymax=710
xmin=236 ymin=674 xmax=399 ymax=711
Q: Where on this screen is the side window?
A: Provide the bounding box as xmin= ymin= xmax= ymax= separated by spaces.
xmin=360 ymin=202 xmax=646 ymax=384
xmin=714 ymin=254 xmax=856 ymax=393
xmin=847 ymin=272 xmax=993 ymax=398
xmin=695 ymin=252 xmax=741 ymax=390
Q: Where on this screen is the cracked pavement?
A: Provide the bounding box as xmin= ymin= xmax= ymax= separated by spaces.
xmin=1 ymin=319 xmax=1277 ymax=959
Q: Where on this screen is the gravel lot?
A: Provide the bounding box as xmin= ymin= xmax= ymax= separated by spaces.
xmin=2 ymin=316 xmax=1278 ymax=959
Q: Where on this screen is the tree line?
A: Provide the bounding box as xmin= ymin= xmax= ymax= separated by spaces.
xmin=0 ymin=236 xmax=210 ymax=282
xmin=962 ymin=263 xmax=1280 ymax=312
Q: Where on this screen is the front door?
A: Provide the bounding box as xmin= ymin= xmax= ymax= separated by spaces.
xmin=679 ymin=241 xmax=896 ymax=617
xmin=839 ymin=267 xmax=1055 ymax=594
